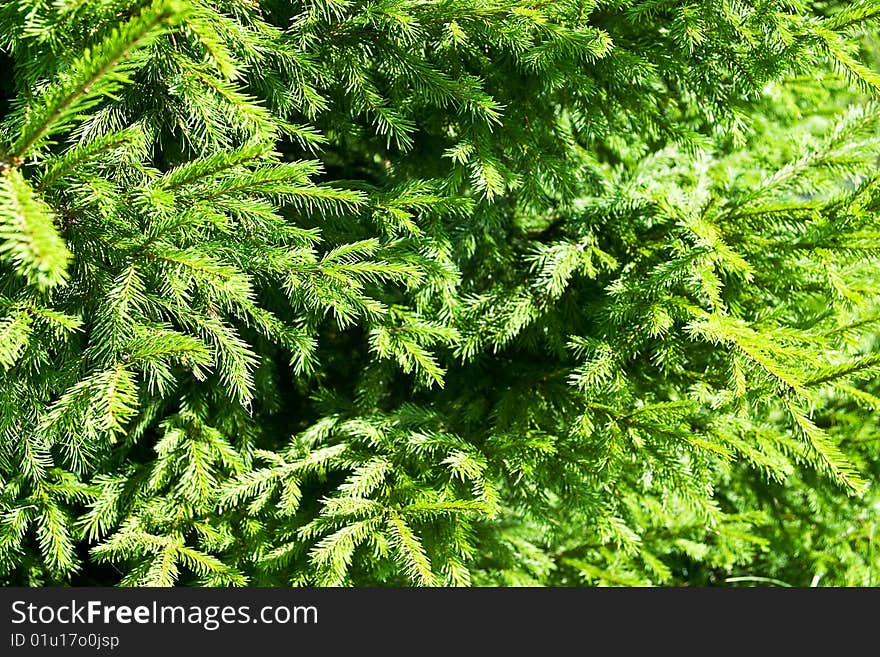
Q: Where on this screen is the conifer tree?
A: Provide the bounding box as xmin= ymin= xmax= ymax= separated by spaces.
xmin=0 ymin=0 xmax=879 ymax=586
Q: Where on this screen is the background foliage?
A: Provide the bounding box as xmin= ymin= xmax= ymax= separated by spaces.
xmin=1 ymin=0 xmax=880 ymax=587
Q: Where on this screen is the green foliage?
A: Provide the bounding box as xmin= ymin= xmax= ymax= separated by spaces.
xmin=0 ymin=0 xmax=879 ymax=587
